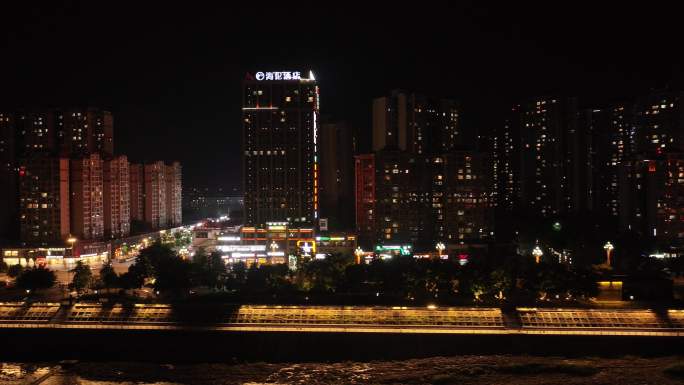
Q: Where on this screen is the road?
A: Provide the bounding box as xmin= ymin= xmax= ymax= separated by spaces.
xmin=48 ymin=259 xmax=135 ymax=284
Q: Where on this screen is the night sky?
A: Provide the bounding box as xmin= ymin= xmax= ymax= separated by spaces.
xmin=1 ymin=2 xmax=682 ymax=191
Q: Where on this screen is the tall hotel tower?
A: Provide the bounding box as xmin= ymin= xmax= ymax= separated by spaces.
xmin=243 ymin=70 xmax=319 ymax=226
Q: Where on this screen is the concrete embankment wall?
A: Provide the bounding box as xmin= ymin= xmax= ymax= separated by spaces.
xmin=2 ymin=303 xmax=683 ymax=361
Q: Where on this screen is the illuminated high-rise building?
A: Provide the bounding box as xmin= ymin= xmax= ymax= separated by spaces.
xmin=372 ymin=149 xmax=432 ymax=247
xmin=18 ymin=156 xmax=71 ymax=246
xmin=372 ymin=90 xmax=465 ymax=154
xmin=165 ymin=161 xmax=182 ymax=227
xmin=70 ymin=153 xmax=104 ymax=240
xmin=658 ymin=152 xmax=684 ymax=243
xmin=359 ymin=90 xmax=490 ymax=249
xmin=495 ymin=98 xmax=581 ymax=218
xmin=103 ymin=155 xmax=130 ymax=239
xmin=56 ymin=108 xmax=114 ymax=157
xmin=2 ymin=108 xmax=114 ymax=245
xmin=14 ymin=111 xmax=57 ymax=155
xmin=619 ymin=152 xmax=684 ymax=244
xmin=439 ymin=151 xmax=494 ymax=242
xmin=634 ymin=90 xmax=684 ymax=155
xmin=129 ymin=163 xmax=144 ymax=222
xmin=582 ymin=104 xmax=636 ymax=218
xmin=144 ymin=161 xmax=167 ymax=229
xmin=519 ymin=98 xmax=578 ymax=216
xmin=618 ymin=90 xmax=684 ymax=242
xmin=354 ymin=154 xmax=376 ymax=245
xmin=354 ymin=149 xmax=494 ymax=248
xmin=0 ymin=113 xmax=19 ymax=241
xmin=1 ymin=108 xmax=113 ymax=158
xmin=492 ymin=110 xmax=521 ymax=212
xmin=1 ymin=107 xmax=184 ymax=244
xmin=242 ymin=70 xmax=319 ymax=226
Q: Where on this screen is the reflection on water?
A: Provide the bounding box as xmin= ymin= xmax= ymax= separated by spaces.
xmin=1 ymin=356 xmax=683 ymax=385
xmin=0 ymin=363 xmax=52 ymax=383
xmin=0 ymin=364 xmax=24 ymax=378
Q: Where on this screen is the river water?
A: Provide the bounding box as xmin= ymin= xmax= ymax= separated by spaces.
xmin=2 ymin=355 xmax=683 ymax=384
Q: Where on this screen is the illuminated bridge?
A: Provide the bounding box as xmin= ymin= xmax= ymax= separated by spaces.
xmin=1 ymin=302 xmax=683 ymax=337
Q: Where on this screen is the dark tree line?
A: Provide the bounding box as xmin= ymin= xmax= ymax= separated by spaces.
xmin=99 ymin=242 xmax=227 ymax=295
xmin=97 ymin=242 xmax=599 ymax=305
xmin=15 ymin=266 xmax=56 ymax=292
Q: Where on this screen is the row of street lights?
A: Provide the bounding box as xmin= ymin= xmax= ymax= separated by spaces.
xmin=366 ymin=240 xmax=615 ymax=266
xmin=531 ymin=241 xmax=615 ymax=266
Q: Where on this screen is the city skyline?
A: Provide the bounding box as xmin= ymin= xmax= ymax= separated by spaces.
xmin=0 ymin=4 xmax=682 ymax=281
xmin=2 ymin=3 xmax=683 ymax=190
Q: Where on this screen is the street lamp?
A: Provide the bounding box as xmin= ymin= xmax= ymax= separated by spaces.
xmin=67 ymin=236 xmax=77 ymax=254
xmin=603 ymin=241 xmax=614 ymax=266
xmin=532 ymin=246 xmax=543 ymax=264
xmin=435 ymin=242 xmax=446 ymax=258
xmin=67 ymin=236 xmax=77 ymax=255
xmin=354 ymin=247 xmax=364 ymax=265
xmin=65 ymin=236 xmax=79 ymax=289
xmin=67 ymin=236 xmax=78 ymax=264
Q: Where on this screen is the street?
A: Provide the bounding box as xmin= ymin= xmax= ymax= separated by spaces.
xmin=47 ymin=258 xmax=135 ymax=284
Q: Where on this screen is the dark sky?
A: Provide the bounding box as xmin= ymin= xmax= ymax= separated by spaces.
xmin=1 ymin=2 xmax=682 ymax=191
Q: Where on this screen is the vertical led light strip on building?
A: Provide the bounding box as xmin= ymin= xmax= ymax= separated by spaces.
xmin=313 ymin=81 xmax=320 ymax=219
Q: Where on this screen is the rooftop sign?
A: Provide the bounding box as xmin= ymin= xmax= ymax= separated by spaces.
xmin=252 ymin=71 xmax=315 ymax=81
xmin=255 ymin=71 xmax=301 ymax=81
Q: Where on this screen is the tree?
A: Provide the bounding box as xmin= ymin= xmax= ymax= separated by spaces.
xmin=139 ymin=241 xmax=176 ymax=268
xmin=191 ymin=249 xmax=227 ymax=289
xmin=126 ymin=243 xmax=166 ymax=286
xmin=364 ymin=257 xmax=413 ymax=298
xmin=127 ymin=260 xmax=151 ymax=288
xmin=512 ymin=254 xmax=544 ymax=301
xmin=341 ymin=263 xmax=368 ymax=294
xmin=153 ymin=257 xmax=192 ymax=293
xmin=246 ymin=263 xmax=267 ymax=292
xmin=130 ymin=241 xmax=193 ymax=294
xmin=207 ymin=251 xmax=227 ymax=288
xmin=191 ymin=247 xmax=222 ymax=288
xmin=100 ymin=263 xmax=119 ymax=291
xmin=567 ymin=266 xmax=599 ymax=299
xmin=174 ymin=231 xmax=191 ymax=248
xmin=532 ymin=262 xmax=599 ymax=301
xmin=489 ymin=269 xmax=513 ymax=300
xmin=260 ymin=263 xmax=293 ymax=292
xmin=16 ymin=267 xmax=56 ymax=292
xmin=118 ymin=271 xmax=142 ymax=290
xmin=226 ymin=261 xmax=247 ymax=291
xmin=71 ymin=261 xmax=93 ymax=293
xmin=7 ymin=264 xmax=23 ymax=278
